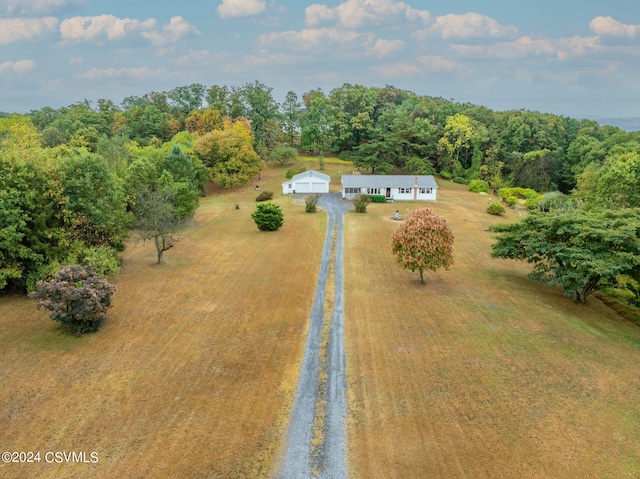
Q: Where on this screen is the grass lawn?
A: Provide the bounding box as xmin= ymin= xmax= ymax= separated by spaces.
xmin=1 ymin=168 xmax=640 ymax=478
xmin=344 ymin=180 xmax=640 ymax=478
xmin=0 ymin=166 xmax=326 ymax=479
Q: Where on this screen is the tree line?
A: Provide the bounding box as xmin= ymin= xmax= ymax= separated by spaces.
xmin=2 ymin=81 xmax=640 ymax=299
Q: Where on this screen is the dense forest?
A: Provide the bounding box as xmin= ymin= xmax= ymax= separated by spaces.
xmin=2 ymin=81 xmax=640 ymax=299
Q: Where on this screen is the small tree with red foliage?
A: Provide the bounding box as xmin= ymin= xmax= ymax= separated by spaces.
xmin=29 ymin=265 xmax=116 ymax=335
xmin=391 ymin=208 xmax=454 ymax=283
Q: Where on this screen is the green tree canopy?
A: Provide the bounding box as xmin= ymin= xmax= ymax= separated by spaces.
xmin=489 ymin=207 xmax=640 ymax=303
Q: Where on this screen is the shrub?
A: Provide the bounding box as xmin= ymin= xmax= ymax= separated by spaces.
xmin=255 ymin=190 xmax=274 ymax=202
xmin=251 ymin=203 xmax=284 ymax=231
xmin=370 ymin=195 xmax=387 ymax=203
xmin=29 ymin=265 xmax=116 ymax=335
xmin=487 ymin=202 xmax=506 ymax=215
xmin=353 ymin=193 xmax=371 ymax=213
xmin=468 ymin=179 xmax=489 ymax=193
xmin=498 ymin=187 xmax=540 ymax=207
xmin=305 ymin=193 xmax=321 ymax=213
xmin=537 ymin=191 xmax=568 ymax=211
xmin=318 ymin=155 xmax=325 ymax=170
xmin=285 ymin=164 xmax=306 ymax=179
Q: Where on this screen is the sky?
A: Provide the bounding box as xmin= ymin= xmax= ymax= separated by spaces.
xmin=1 ymin=0 xmax=639 ymax=121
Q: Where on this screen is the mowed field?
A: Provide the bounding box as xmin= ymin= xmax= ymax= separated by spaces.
xmin=0 ymin=166 xmax=329 ymax=479
xmin=345 ymin=181 xmax=640 ymax=478
xmin=2 ymin=162 xmax=640 ymax=479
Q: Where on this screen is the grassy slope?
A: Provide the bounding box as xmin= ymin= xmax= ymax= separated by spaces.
xmin=345 ymin=181 xmax=640 ymax=478
xmin=0 ymin=167 xmax=327 ymax=479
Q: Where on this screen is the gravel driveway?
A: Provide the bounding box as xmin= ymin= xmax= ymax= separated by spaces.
xmin=277 ymin=193 xmax=350 ymax=479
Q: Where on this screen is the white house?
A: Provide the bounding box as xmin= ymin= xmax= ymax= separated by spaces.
xmin=282 ymin=170 xmax=331 ymax=195
xmin=341 ymin=175 xmax=438 ymax=201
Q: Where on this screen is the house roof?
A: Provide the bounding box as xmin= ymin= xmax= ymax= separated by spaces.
xmin=341 ymin=175 xmax=438 ymax=189
xmin=287 ymin=170 xmax=331 ymax=183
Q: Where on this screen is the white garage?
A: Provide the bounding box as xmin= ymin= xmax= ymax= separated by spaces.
xmin=282 ymin=170 xmax=331 ymax=195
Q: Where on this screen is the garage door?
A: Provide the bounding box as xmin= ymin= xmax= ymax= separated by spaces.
xmin=295 ymin=182 xmax=312 ymax=193
xmin=311 ymin=182 xmax=327 ymax=193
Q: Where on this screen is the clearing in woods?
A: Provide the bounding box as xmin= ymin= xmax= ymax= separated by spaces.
xmin=1 ymin=166 xmax=640 ymax=478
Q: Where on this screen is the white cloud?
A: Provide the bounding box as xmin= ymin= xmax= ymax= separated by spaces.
xmin=0 ymin=17 xmax=58 ymax=45
xmin=69 ymin=56 xmax=83 ymax=64
xmin=259 ymin=27 xmax=374 ymax=52
xmin=217 ymin=0 xmax=266 ymax=19
xmin=0 ymin=59 xmax=36 ymax=74
xmin=451 ymin=35 xmax=599 ymax=60
xmin=177 ymin=49 xmax=214 ymax=64
xmin=305 ymin=0 xmax=430 ymax=29
xmin=75 ymin=66 xmax=166 ymax=81
xmin=370 ymin=38 xmax=404 ymax=57
xmin=417 ymin=12 xmax=518 ymax=40
xmin=452 ymin=36 xmax=555 ymax=59
xmin=0 ymin=0 xmax=86 ymax=16
xmin=416 ymin=55 xmax=457 ymax=71
xmin=60 ymin=15 xmax=156 ymax=42
xmin=589 ymin=16 xmax=640 ymax=38
xmin=141 ymin=16 xmax=200 ymax=46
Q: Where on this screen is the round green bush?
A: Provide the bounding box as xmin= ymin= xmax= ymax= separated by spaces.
xmin=487 ymin=202 xmax=506 ymax=215
xmin=468 ymin=179 xmax=489 ymax=193
xmin=251 ymin=202 xmax=284 ymax=231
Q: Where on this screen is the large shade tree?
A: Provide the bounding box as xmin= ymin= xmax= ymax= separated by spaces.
xmin=489 ymin=207 xmax=640 ymax=303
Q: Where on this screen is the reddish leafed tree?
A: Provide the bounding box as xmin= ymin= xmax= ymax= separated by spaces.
xmin=29 ymin=265 xmax=116 ymax=335
xmin=391 ymin=208 xmax=454 ymax=283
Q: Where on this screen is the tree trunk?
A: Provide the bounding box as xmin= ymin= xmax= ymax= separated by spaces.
xmin=419 ymin=269 xmax=424 ymax=283
xmin=155 ymin=236 xmax=163 ymax=264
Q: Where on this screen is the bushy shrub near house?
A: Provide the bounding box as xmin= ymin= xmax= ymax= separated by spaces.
xmin=353 ymin=194 xmax=371 ymax=213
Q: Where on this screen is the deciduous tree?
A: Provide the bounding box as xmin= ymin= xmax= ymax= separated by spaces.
xmin=133 ymin=175 xmax=192 ymax=264
xmin=193 ymin=118 xmax=264 ymax=187
xmin=489 ymin=207 xmax=640 ymax=303
xmin=392 ymin=208 xmax=454 ymax=283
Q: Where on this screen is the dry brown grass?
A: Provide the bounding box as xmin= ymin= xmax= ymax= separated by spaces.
xmin=0 ymin=167 xmax=326 ymax=479
xmin=345 ymin=181 xmax=640 ymax=478
xmin=4 ymin=168 xmax=640 ymax=479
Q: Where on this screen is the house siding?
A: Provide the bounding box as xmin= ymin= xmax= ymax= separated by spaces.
xmin=341 ymin=176 xmax=438 ymax=201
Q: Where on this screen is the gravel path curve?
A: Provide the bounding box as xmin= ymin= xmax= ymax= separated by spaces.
xmin=277 ymin=193 xmax=350 ymax=479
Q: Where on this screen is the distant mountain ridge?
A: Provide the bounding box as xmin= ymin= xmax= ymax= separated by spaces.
xmin=597 ymin=118 xmax=640 ymax=132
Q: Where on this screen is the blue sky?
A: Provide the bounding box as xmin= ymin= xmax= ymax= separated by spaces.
xmin=1 ymin=0 xmax=639 ymax=120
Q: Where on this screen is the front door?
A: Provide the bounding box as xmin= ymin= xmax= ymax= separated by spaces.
xmin=386 ymin=188 xmax=391 ymax=198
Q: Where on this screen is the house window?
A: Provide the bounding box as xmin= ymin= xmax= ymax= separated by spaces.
xmin=419 ymin=188 xmax=432 ymax=194
xmin=367 ymin=188 xmax=381 ymax=195
xmin=344 ymin=187 xmax=359 ymax=195
xmin=398 ymin=187 xmax=411 ymax=194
